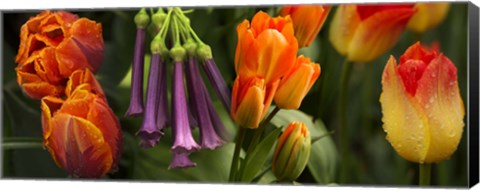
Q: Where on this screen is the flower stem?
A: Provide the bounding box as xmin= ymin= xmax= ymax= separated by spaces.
xmin=338 ymin=59 xmax=353 ymax=183
xmin=237 ymin=106 xmax=281 ymax=179
xmin=229 ymin=127 xmax=246 ymax=182
xmin=247 ymin=106 xmax=281 ymax=154
xmin=2 ymin=142 xmax=43 ymax=150
xmin=419 ymin=163 xmax=431 ymax=186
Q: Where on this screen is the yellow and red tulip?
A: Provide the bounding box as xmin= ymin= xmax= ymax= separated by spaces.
xmin=15 ymin=10 xmax=104 ymax=99
xmin=235 ymin=11 xmax=298 ymax=85
xmin=380 ymin=42 xmax=464 ymax=164
xmin=329 ymin=4 xmax=415 ymax=63
xmin=274 ymin=55 xmax=321 ymax=110
xmin=280 ymin=5 xmax=330 ymax=48
xmin=407 ymin=3 xmax=450 ymax=34
xmin=231 ymin=76 xmax=279 ymax=129
xmin=272 ymin=121 xmax=311 ymax=181
xmin=41 ymin=69 xmax=121 ymax=178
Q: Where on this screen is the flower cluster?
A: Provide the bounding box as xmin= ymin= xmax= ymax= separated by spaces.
xmin=15 ymin=10 xmax=122 ymax=178
xmin=232 ymin=11 xmax=322 ymax=128
xmin=124 ymin=8 xmax=231 ymax=169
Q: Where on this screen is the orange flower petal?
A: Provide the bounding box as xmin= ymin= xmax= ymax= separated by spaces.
xmin=47 ymin=113 xmax=113 ymax=178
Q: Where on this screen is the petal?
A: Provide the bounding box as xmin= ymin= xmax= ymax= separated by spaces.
xmin=274 ymin=57 xmax=320 ymax=109
xmin=41 ymin=96 xmax=65 ymax=141
xmin=415 ymin=55 xmax=465 ymax=163
xmin=87 ymin=97 xmax=123 ymax=168
xmin=47 ymin=114 xmax=113 ymax=178
xmin=348 ymin=7 xmax=415 ymax=62
xmin=328 ymin=5 xmax=361 ymax=57
xmin=255 ymin=29 xmax=297 ymax=84
xmin=168 ymin=151 xmax=196 ymax=169
xmin=235 ymin=20 xmax=258 ymax=78
xmin=65 ymin=68 xmax=105 ymax=99
xmin=20 ymin=81 xmax=64 ymax=100
xmin=55 ymin=19 xmax=104 ymax=78
xmin=232 ymin=77 xmax=266 ymax=129
xmin=380 ymin=56 xmax=430 ymax=163
xmin=407 ymin=3 xmax=450 ymax=33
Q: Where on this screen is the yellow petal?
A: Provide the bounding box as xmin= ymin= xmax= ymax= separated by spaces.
xmin=328 ymin=5 xmax=361 ymax=57
xmin=414 ymin=55 xmax=464 ymax=163
xmin=380 ymin=56 xmax=430 ymax=163
xmin=232 ymin=77 xmax=265 ymax=129
xmin=407 ymin=3 xmax=450 ymax=33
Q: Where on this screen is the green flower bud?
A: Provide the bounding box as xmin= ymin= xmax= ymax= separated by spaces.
xmin=196 ymin=43 xmax=213 ymax=60
xmin=152 ymin=8 xmax=167 ymax=30
xmin=183 ymin=40 xmax=198 ymax=57
xmin=170 ymin=45 xmax=186 ymax=62
xmin=134 ymin=8 xmax=150 ymax=29
xmin=150 ymin=35 xmax=163 ymax=54
xmin=272 ymin=121 xmax=311 ymax=182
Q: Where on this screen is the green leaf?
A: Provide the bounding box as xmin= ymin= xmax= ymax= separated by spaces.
xmin=270 ymin=109 xmax=338 ymax=184
xmin=240 ymin=127 xmax=282 ymax=182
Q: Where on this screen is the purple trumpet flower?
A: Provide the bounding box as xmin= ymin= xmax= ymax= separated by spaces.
xmin=168 ymin=151 xmax=196 ymax=169
xmin=156 ymin=54 xmax=170 ymax=130
xmin=137 ymin=53 xmax=165 ymax=148
xmin=125 ymin=27 xmax=146 ymax=117
xmin=202 ymin=81 xmax=230 ymax=142
xmin=202 ymin=58 xmax=231 ymax=112
xmin=185 ymin=57 xmax=225 ymax=150
xmin=171 ymin=61 xmax=200 ymax=154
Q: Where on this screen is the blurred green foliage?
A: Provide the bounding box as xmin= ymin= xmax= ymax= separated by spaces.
xmin=2 ymin=3 xmax=468 ymax=187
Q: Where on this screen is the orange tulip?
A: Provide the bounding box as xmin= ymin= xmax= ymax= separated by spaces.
xmin=231 ymin=76 xmax=279 ymax=129
xmin=274 ymin=55 xmax=321 ymax=109
xmin=380 ymin=42 xmax=464 ymax=164
xmin=15 ymin=10 xmax=104 ymax=100
xmin=407 ymin=3 xmax=450 ymax=34
xmin=41 ymin=69 xmax=121 ymax=178
xmin=280 ymin=5 xmax=330 ymax=48
xmin=329 ymin=4 xmax=415 ymax=63
xmin=235 ymin=11 xmax=298 ymax=85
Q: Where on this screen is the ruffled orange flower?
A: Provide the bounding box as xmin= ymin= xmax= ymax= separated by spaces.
xmin=235 ymin=11 xmax=298 ymax=85
xmin=231 ymin=76 xmax=279 ymax=129
xmin=280 ymin=5 xmax=330 ymax=48
xmin=329 ymin=4 xmax=415 ymax=63
xmin=407 ymin=3 xmax=450 ymax=34
xmin=15 ymin=10 xmax=104 ymax=99
xmin=380 ymin=42 xmax=464 ymax=164
xmin=274 ymin=55 xmax=321 ymax=109
xmin=41 ymin=69 xmax=121 ymax=178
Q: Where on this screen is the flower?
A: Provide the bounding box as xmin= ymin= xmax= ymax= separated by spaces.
xmin=185 ymin=56 xmax=225 ymax=149
xmin=125 ymin=9 xmax=150 ymax=117
xmin=407 ymin=3 xmax=450 ymax=34
xmin=272 ymin=121 xmax=311 ymax=182
xmin=15 ymin=10 xmax=104 ymax=99
xmin=329 ymin=4 xmax=415 ymax=63
xmin=380 ymin=42 xmax=464 ymax=164
xmin=280 ymin=5 xmax=330 ymax=48
xmin=197 ymin=44 xmax=232 ymax=112
xmin=231 ymin=76 xmax=279 ymax=129
xmin=235 ymin=11 xmax=298 ymax=85
xmin=274 ymin=55 xmax=321 ymax=109
xmin=41 ymin=69 xmax=122 ymax=178
xmin=170 ymin=59 xmax=201 ymax=168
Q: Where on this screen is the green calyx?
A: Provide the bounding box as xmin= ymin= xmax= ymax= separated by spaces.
xmin=150 ymin=35 xmax=165 ymax=54
xmin=183 ymin=40 xmax=198 ymax=57
xmin=134 ymin=8 xmax=150 ymax=29
xmin=152 ymin=8 xmax=167 ymax=31
xmin=170 ymin=45 xmax=186 ymax=62
xmin=196 ymin=44 xmax=213 ymax=60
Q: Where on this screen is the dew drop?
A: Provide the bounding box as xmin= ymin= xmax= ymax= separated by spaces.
xmin=429 ymin=97 xmax=435 ymax=103
xmin=431 ymin=73 xmax=436 ymax=78
xmin=448 ymin=129 xmax=456 ymax=137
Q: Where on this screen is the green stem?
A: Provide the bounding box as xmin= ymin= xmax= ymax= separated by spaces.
xmin=338 ymin=59 xmax=353 ymax=183
xmin=2 ymin=142 xmax=43 ymax=150
xmin=237 ymin=106 xmax=281 ymax=179
xmin=229 ymin=127 xmax=247 ymax=182
xmin=419 ymin=163 xmax=431 ymax=186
